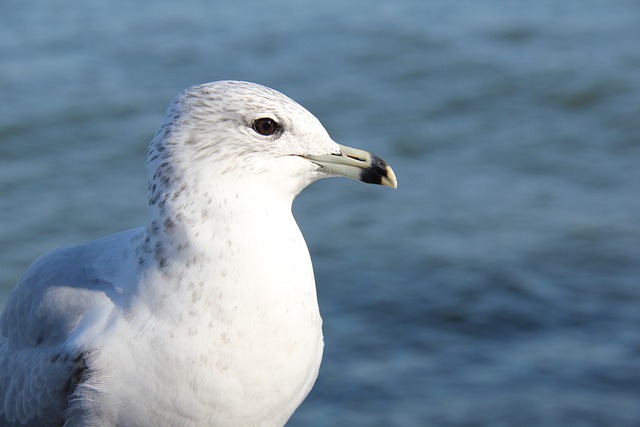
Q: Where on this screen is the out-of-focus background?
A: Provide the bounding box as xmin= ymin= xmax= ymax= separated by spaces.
xmin=1 ymin=0 xmax=639 ymax=425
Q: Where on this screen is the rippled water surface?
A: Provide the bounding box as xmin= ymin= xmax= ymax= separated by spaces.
xmin=1 ymin=1 xmax=640 ymax=425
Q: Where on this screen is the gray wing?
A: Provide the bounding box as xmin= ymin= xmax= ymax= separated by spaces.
xmin=0 ymin=338 xmax=86 ymax=427
xmin=0 ymin=229 xmax=140 ymax=426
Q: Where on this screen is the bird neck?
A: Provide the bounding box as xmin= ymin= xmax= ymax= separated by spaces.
xmin=132 ymin=177 xmax=314 ymax=324
xmin=140 ymin=171 xmax=297 ymax=268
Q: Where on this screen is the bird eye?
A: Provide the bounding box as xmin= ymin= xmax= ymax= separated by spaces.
xmin=252 ymin=118 xmax=280 ymax=136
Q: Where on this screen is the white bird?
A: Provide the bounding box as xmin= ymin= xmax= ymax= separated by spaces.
xmin=0 ymin=80 xmax=397 ymax=427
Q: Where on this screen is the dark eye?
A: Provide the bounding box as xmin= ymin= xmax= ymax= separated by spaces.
xmin=252 ymin=118 xmax=280 ymax=136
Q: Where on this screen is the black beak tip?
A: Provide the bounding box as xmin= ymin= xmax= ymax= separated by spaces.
xmin=359 ymin=153 xmax=394 ymax=186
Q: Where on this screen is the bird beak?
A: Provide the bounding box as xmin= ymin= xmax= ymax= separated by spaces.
xmin=303 ymin=144 xmax=398 ymax=189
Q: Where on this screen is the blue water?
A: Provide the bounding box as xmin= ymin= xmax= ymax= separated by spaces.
xmin=2 ymin=0 xmax=640 ymax=425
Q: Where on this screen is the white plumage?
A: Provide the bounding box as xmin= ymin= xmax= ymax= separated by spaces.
xmin=0 ymin=81 xmax=396 ymax=426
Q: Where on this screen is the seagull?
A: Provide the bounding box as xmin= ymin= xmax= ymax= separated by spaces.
xmin=0 ymin=80 xmax=397 ymax=427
